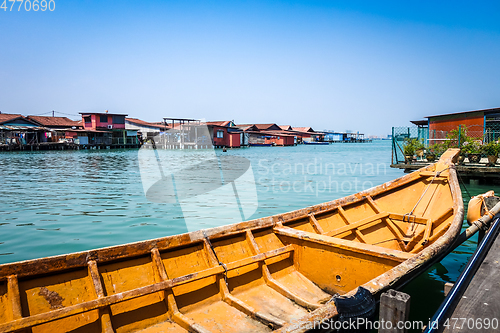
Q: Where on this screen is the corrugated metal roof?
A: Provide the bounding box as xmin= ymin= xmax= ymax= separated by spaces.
xmin=205 ymin=121 xmax=233 ymax=127
xmin=0 ymin=125 xmax=47 ymax=131
xmin=292 ymin=127 xmax=315 ymax=133
xmin=425 ymin=107 xmax=500 ymax=119
xmin=126 ymin=118 xmax=166 ymax=129
xmin=0 ymin=114 xmax=25 ymax=124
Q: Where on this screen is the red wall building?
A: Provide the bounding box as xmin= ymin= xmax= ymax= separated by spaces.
xmin=206 ymin=121 xmax=241 ymax=148
xmin=264 ymin=134 xmax=295 ymax=146
xmin=80 ymin=111 xmax=127 ymax=130
xmin=428 ymin=111 xmax=485 ymax=136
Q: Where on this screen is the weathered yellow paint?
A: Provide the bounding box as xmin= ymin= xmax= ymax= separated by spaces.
xmin=0 ymin=149 xmax=465 ymax=333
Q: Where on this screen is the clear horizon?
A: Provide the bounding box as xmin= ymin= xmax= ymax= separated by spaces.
xmin=1 ymin=1 xmax=499 ymax=136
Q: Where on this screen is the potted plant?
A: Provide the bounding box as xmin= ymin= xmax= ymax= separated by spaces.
xmin=426 ymin=142 xmax=445 ymax=162
xmin=444 ymin=126 xmax=471 ymax=164
xmin=414 ymin=139 xmax=426 ymax=161
xmin=403 ymin=138 xmax=416 ymax=164
xmin=482 ymin=141 xmax=500 ymax=166
xmin=462 ymin=140 xmax=482 ymax=163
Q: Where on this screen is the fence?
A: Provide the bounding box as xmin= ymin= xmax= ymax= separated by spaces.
xmin=113 ymin=137 xmax=139 ymax=145
xmin=392 ymin=123 xmax=500 ymax=165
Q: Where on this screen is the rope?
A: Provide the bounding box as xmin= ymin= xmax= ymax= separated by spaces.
xmin=407 ymin=166 xmax=451 ymax=217
xmin=456 ymin=169 xmax=472 ymax=201
xmin=203 ymin=230 xmax=229 ymax=287
xmin=403 ymin=166 xmax=452 ymax=238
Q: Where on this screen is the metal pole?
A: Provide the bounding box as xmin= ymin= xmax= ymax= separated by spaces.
xmin=392 ymin=127 xmax=395 ymax=164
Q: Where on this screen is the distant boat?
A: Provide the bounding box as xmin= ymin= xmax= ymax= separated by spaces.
xmin=249 ymin=143 xmax=273 ymax=147
xmin=0 ymin=149 xmax=464 ymax=333
xmin=303 ymin=141 xmax=329 ymax=145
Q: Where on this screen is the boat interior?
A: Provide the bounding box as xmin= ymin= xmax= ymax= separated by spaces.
xmin=0 ymin=161 xmax=457 ymax=333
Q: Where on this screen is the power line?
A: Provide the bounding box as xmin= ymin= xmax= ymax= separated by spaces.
xmin=29 ymin=111 xmax=53 ymax=116
xmin=53 ymin=111 xmax=80 ymax=117
xmin=28 ymin=111 xmax=80 ymax=117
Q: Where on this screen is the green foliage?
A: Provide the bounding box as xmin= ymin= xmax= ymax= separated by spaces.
xmin=403 ymin=138 xmax=424 ymax=155
xmin=445 ymin=125 xmax=486 ymax=155
xmin=461 ymin=140 xmax=482 ymax=154
xmin=428 ymin=142 xmax=446 ymax=155
xmin=445 ymin=126 xmax=469 ymax=149
xmin=482 ymin=141 xmax=500 ymax=156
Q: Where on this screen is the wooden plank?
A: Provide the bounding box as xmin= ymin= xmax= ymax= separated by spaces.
xmin=221 ymin=281 xmax=284 ymax=328
xmin=365 ymin=195 xmax=380 ymax=213
xmin=224 ymin=246 xmax=294 ymax=271
xmin=0 ymin=245 xmax=296 ymax=332
xmin=7 ymin=275 xmax=23 ymax=321
xmin=444 ymin=282 xmax=454 ymax=297
xmin=262 ymin=267 xmax=320 ymax=311
xmin=274 ymin=227 xmax=412 ymax=262
xmin=150 ymin=248 xmax=180 ymax=315
xmin=337 ymin=206 xmax=368 ymax=242
xmin=0 ymin=268 xmax=217 ymax=332
xmin=419 ymin=171 xmax=448 ymax=178
xmin=366 ymin=196 xmax=406 ymax=250
xmin=172 ymin=312 xmax=213 ymax=333
xmin=308 ymin=213 xmax=324 ymax=234
xmin=443 ymin=231 xmax=500 ymax=332
xmin=388 ymin=213 xmax=429 ymax=225
xmin=246 ymin=229 xmax=320 ymax=311
xmin=87 ymin=260 xmax=114 ymax=333
xmin=406 ymin=207 xmax=454 ymax=253
xmin=379 ymin=289 xmax=411 ymax=333
xmin=422 ymin=218 xmax=434 ymax=246
xmin=326 ymin=212 xmax=390 ymax=238
xmin=245 ymin=230 xmax=261 ymax=255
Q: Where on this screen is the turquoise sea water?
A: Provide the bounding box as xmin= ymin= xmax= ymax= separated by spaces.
xmin=0 ymin=140 xmax=496 ymax=331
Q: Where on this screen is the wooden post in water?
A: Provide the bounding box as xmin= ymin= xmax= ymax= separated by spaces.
xmin=444 ymin=282 xmax=454 ymax=297
xmin=379 ymin=289 xmax=411 ymax=333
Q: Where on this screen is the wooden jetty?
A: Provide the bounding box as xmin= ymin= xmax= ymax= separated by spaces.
xmin=441 ymin=224 xmax=500 ymax=332
xmin=422 ymin=197 xmax=500 ymax=333
xmin=0 ymin=142 xmax=140 ymax=151
xmin=326 ymin=139 xmax=372 ymax=143
xmin=391 ymin=162 xmax=500 ymax=183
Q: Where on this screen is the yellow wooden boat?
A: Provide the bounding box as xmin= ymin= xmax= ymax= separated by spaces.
xmin=0 ymin=149 xmax=464 ymax=333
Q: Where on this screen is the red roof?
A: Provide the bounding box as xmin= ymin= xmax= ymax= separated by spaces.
xmin=279 ymin=125 xmax=292 ymax=131
xmin=235 ymin=124 xmax=257 ymax=131
xmin=206 ymin=121 xmax=232 ymax=127
xmin=260 ymin=130 xmax=296 ymax=137
xmin=236 ymin=123 xmax=281 ymax=131
xmin=254 ymin=124 xmax=280 ymax=130
xmin=0 ymin=113 xmax=24 ymax=124
xmin=27 ymin=116 xmax=81 ymax=128
xmin=126 ymin=118 xmax=167 ymax=130
xmin=79 ymin=112 xmax=128 ymax=116
xmin=292 ymin=127 xmax=315 ymax=133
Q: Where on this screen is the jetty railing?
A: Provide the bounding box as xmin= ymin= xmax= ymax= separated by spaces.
xmin=392 ymin=123 xmax=500 ymax=166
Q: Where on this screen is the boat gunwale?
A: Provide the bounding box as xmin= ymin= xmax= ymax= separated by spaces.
xmin=0 ymin=151 xmax=453 ymax=281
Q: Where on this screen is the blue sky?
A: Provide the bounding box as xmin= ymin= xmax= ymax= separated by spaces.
xmin=1 ymin=1 xmax=499 ymax=136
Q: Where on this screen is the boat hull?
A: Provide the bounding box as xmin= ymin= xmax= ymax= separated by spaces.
xmin=0 ymin=149 xmax=463 ymax=333
xmin=302 ymin=141 xmax=329 ymax=145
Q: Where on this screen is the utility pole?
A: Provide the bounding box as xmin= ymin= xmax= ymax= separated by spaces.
xmin=52 ymin=110 xmax=55 ymax=117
